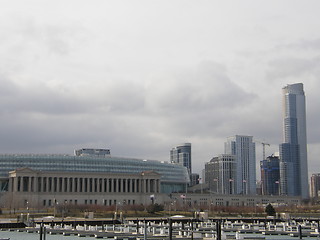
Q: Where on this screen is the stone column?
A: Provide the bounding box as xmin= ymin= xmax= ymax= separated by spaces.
xmin=135 ymin=179 xmax=138 ymax=193
xmin=131 ymin=179 xmax=134 ymax=193
xmin=27 ymin=176 xmax=31 ymax=192
xmin=74 ymin=178 xmax=77 ymax=192
xmin=46 ymin=177 xmax=49 ymax=192
xmin=119 ymin=178 xmax=123 ymax=193
xmin=115 ymin=179 xmax=119 ymax=193
xmin=87 ymin=178 xmax=90 ymax=193
xmin=153 ymin=179 xmax=157 ymax=193
xmin=127 ymin=179 xmax=130 ymax=193
xmin=63 ymin=177 xmax=66 ymax=192
xmin=92 ymin=178 xmax=96 ymax=193
xmin=34 ymin=176 xmax=38 ymax=193
xmin=9 ymin=177 xmax=13 ymax=192
xmin=31 ymin=177 xmax=35 ymax=192
xmin=124 ymin=179 xmax=127 ymax=193
xmin=157 ymin=179 xmax=161 ymax=193
xmin=146 ymin=179 xmax=149 ymax=193
xmin=66 ymin=178 xmax=70 ymax=192
xmin=57 ymin=177 xmax=61 ymax=192
xmin=72 ymin=178 xmax=76 ymax=192
xmin=105 ymin=178 xmax=109 ymax=192
xmin=51 ymin=177 xmax=54 ymax=192
xmin=13 ymin=177 xmax=17 ymax=192
xmin=80 ymin=178 xmax=84 ymax=192
xmin=101 ymin=178 xmax=105 ymax=192
xmin=110 ymin=179 xmax=113 ymax=193
xmin=142 ymin=179 xmax=145 ymax=193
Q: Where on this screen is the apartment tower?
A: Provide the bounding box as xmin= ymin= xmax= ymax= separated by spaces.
xmin=205 ymin=154 xmax=236 ymax=194
xmin=225 ymin=135 xmax=256 ymax=195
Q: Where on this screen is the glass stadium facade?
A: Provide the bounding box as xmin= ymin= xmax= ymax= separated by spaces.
xmin=0 ymin=154 xmax=189 ymax=194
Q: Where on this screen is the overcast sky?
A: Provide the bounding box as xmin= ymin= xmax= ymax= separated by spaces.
xmin=1 ymin=1 xmax=320 ymax=178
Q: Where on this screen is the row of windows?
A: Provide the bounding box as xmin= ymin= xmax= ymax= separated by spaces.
xmin=42 ymin=199 xmax=136 ymax=207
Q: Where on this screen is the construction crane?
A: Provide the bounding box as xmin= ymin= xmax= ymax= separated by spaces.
xmin=255 ymin=140 xmax=270 ymax=160
xmin=261 ymin=142 xmax=270 ymax=160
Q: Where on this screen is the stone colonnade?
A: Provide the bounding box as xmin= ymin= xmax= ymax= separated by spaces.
xmin=10 ymin=176 xmax=160 ymax=194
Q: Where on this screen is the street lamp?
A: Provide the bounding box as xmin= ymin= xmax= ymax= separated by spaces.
xmin=275 ymin=181 xmax=280 ymax=195
xmin=54 ymin=200 xmax=59 ymax=218
xmin=62 ymin=200 xmax=67 ymax=219
xmin=26 ymin=201 xmax=29 ymax=223
xmin=209 ymin=201 xmax=214 ymax=217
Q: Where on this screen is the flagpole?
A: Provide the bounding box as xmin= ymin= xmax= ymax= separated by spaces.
xmin=185 ymin=177 xmax=187 ymax=195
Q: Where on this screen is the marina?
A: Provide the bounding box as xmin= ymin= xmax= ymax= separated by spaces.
xmin=1 ymin=217 xmax=320 ymax=239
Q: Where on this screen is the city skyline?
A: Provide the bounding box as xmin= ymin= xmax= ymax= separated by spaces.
xmin=0 ymin=1 xmax=320 ymax=177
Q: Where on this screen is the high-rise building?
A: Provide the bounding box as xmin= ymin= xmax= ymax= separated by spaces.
xmin=260 ymin=154 xmax=280 ymax=195
xmin=310 ymin=173 xmax=320 ymax=199
xmin=205 ymin=154 xmax=236 ymax=194
xmin=170 ymin=143 xmax=192 ymax=175
xmin=190 ymin=173 xmax=200 ymax=187
xmin=279 ymin=83 xmax=309 ymax=198
xmin=225 ymin=135 xmax=256 ymax=195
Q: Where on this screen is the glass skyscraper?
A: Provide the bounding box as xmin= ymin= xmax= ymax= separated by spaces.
xmin=260 ymin=154 xmax=280 ymax=195
xmin=279 ymin=83 xmax=309 ymax=199
xmin=170 ymin=143 xmax=192 ymax=175
xmin=225 ymin=135 xmax=256 ymax=195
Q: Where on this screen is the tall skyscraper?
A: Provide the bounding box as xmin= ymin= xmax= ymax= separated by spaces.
xmin=170 ymin=143 xmax=192 ymax=175
xmin=225 ymin=135 xmax=256 ymax=195
xmin=205 ymin=154 xmax=236 ymax=194
xmin=279 ymin=83 xmax=309 ymax=198
xmin=260 ymin=154 xmax=280 ymax=195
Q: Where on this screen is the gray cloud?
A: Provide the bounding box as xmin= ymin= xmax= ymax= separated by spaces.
xmin=0 ymin=78 xmax=89 ymax=115
xmin=276 ymin=38 xmax=320 ymax=52
xmin=146 ymin=61 xmax=256 ymax=114
xmin=0 ymin=0 xmax=320 ymax=176
xmin=266 ymin=57 xmax=320 ymax=80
